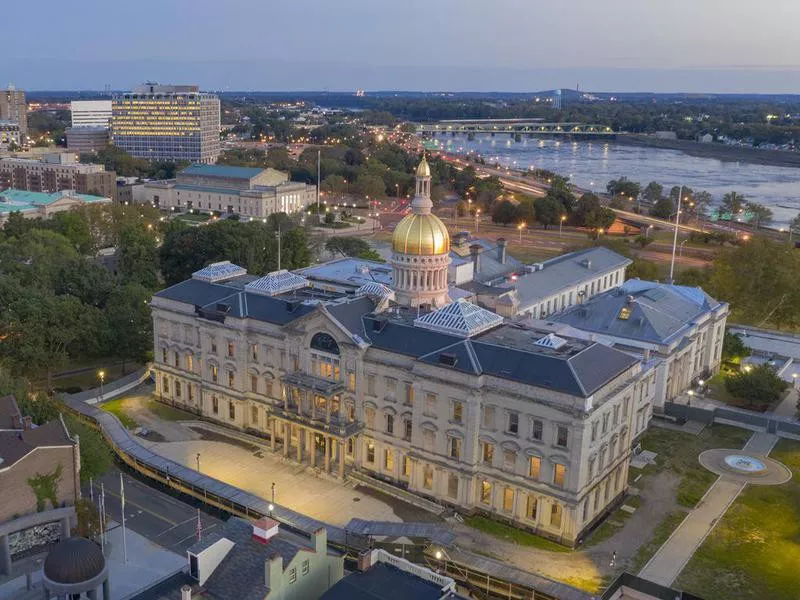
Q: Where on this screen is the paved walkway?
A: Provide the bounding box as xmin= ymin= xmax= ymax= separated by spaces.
xmin=638 ymin=432 xmax=778 ymax=586
xmin=771 ymin=388 xmax=798 ymax=419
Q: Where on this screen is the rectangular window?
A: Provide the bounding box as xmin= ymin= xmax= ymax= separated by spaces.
xmin=175 ymin=381 xmax=181 ymax=398
xmin=556 ymin=425 xmax=569 ymax=448
xmin=367 ymin=374 xmax=376 ymax=395
xmin=386 ymin=413 xmax=394 ymax=435
xmin=384 ymin=448 xmax=394 ymax=472
xmin=162 ymin=376 xmax=170 ymax=394
xmin=162 ymin=348 xmax=167 ymax=363
xmin=425 ymin=393 xmax=436 ymax=415
xmin=423 ymin=465 xmax=433 ymax=490
xmin=423 ymin=429 xmax=435 ymax=452
xmin=301 ymin=560 xmax=309 ymax=576
xmin=265 ymin=379 xmax=274 ymax=398
xmin=288 ymin=568 xmax=296 ymax=584
xmin=366 ymin=441 xmax=375 ymax=463
xmin=384 ymin=377 xmax=396 ymax=399
xmin=553 ymin=464 xmax=566 ymax=487
xmin=591 ymin=421 xmax=598 ymax=442
xmin=404 ymin=383 xmax=414 ymax=405
xmin=210 ymin=338 xmax=217 ymax=354
xmin=347 ymin=371 xmax=356 ymax=392
xmin=228 ymin=371 xmax=235 ymax=388
xmin=526 ymin=495 xmax=538 ymax=521
xmin=480 ymin=480 xmax=492 ymax=505
xmin=229 ymin=402 xmax=235 ymax=420
xmin=250 ymin=343 xmax=258 ymax=362
xmin=251 ymin=405 xmax=258 ymax=426
xmin=452 ymin=401 xmax=463 ymax=423
xmin=507 ymin=412 xmax=519 ymax=435
xmin=251 ymin=375 xmax=258 ymax=393
xmin=482 ymin=442 xmax=494 ymax=465
xmin=402 ymin=455 xmax=411 ymax=477
xmin=188 ymin=385 xmax=194 ymax=402
xmin=503 ymin=449 xmax=516 ymax=471
xmin=602 ymin=413 xmax=609 ymax=434
xmin=365 ymin=407 xmax=375 ymax=429
xmin=529 ymin=456 xmax=541 ymax=479
xmin=347 ymin=438 xmax=354 ymax=455
xmin=227 ymin=341 xmax=235 ymax=358
xmin=503 ymin=487 xmax=514 ymax=512
xmin=449 ymin=436 xmax=461 ymax=460
xmin=531 ymin=419 xmax=543 ymax=441
xmin=292 ymin=354 xmax=299 ymax=372
xmin=448 ymin=474 xmax=459 ymax=499
xmin=404 ymin=418 xmax=412 ymax=441
xmin=613 ymin=405 xmax=620 ymax=427
xmin=186 ymin=355 xmax=193 ymax=372
xmin=551 ymin=504 xmax=563 ymax=528
xmin=211 ymin=365 xmax=218 ymax=383
xmin=482 ymin=406 xmax=495 ymax=429
xmin=212 ymin=395 xmax=218 ymax=414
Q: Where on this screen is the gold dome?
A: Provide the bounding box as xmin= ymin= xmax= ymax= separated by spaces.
xmin=416 ymin=156 xmax=431 ymax=177
xmin=392 ymin=213 xmax=450 ymax=255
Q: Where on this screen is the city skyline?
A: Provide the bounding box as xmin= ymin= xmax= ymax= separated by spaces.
xmin=5 ymin=0 xmax=800 ymax=93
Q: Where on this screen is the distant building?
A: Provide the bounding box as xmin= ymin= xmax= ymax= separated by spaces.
xmin=0 ymin=86 xmax=27 ymax=137
xmin=552 ymin=89 xmax=562 ymax=110
xmin=0 ymin=395 xmax=80 ymax=576
xmin=65 ymin=126 xmax=110 ymax=153
xmin=697 ymin=133 xmax=714 ymax=144
xmin=186 ymin=517 xmax=343 ymax=600
xmin=0 ymin=121 xmax=22 ymax=150
xmin=653 ymin=131 xmax=677 ymax=140
xmin=601 ymin=572 xmax=704 ymax=600
xmin=322 ymin=549 xmax=466 ymax=600
xmin=0 ymin=188 xmax=111 ymax=226
xmin=142 ymin=164 xmax=315 ymax=217
xmin=0 ymin=153 xmax=117 ymax=200
xmin=112 ymin=83 xmax=220 ymax=164
xmin=70 ymin=100 xmax=112 ymax=128
xmin=466 ymin=246 xmax=631 ymax=318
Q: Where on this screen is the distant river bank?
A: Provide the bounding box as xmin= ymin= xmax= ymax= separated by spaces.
xmin=429 ymin=134 xmax=800 ymax=228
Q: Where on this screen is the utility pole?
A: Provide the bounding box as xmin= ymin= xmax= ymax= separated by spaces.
xmin=669 ymin=185 xmax=683 ymax=283
xmin=120 ymin=473 xmax=128 ymax=564
xmin=316 ymin=150 xmax=321 ymax=214
xmin=277 ymin=224 xmax=281 ymax=271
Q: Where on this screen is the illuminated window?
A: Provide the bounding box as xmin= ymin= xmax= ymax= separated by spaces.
xmin=550 ymin=503 xmax=563 ymax=528
xmin=482 ymin=442 xmax=494 ymax=465
xmin=212 ymin=395 xmax=218 ymax=414
xmin=447 ymin=474 xmax=458 ymax=499
xmin=211 ymin=365 xmax=218 ymax=383
xmin=366 ymin=441 xmax=375 ymax=463
xmin=423 ymin=464 xmax=433 ymax=490
xmin=480 ymin=480 xmax=492 ymax=505
xmin=402 ymin=455 xmax=411 ymax=477
xmin=384 ymin=449 xmax=394 ymax=472
xmin=452 ymin=401 xmax=463 ymax=423
xmin=618 ymin=307 xmax=632 ymax=320
xmin=553 ymin=464 xmax=567 ymax=487
xmin=526 ymin=495 xmax=538 ymax=521
xmin=503 ymin=487 xmax=514 ymax=512
xmin=529 ymin=456 xmax=541 ymax=479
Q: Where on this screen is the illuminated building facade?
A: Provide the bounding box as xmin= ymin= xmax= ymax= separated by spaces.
xmin=112 ymin=84 xmax=220 ymax=164
xmin=0 ymin=86 xmax=27 ymax=138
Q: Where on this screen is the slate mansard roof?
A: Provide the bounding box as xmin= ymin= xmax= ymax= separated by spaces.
xmin=153 ymin=264 xmax=638 ymax=398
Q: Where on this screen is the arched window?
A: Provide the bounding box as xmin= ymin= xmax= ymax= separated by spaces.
xmin=310 ymin=332 xmax=340 ymax=355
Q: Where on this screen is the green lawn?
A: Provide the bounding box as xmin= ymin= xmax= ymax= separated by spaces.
xmin=676 ymin=439 xmax=800 ymax=600
xmin=506 ymin=245 xmax=563 ymax=264
xmin=147 ymin=399 xmax=194 ymax=421
xmin=636 ymin=424 xmax=751 ymax=508
xmin=583 ymin=495 xmax=642 ymax=547
xmin=99 ymin=398 xmax=139 ymax=429
xmin=464 ymin=515 xmax=571 ymax=553
xmin=178 ymin=212 xmax=212 ymax=222
xmin=630 ymin=510 xmax=688 ymax=573
xmin=51 ymin=362 xmax=142 ymax=393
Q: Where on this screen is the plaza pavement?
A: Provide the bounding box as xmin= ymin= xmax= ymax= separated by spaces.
xmin=638 ymin=431 xmax=778 ymax=586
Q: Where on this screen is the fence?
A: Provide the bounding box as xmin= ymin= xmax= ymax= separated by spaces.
xmin=663 ymin=402 xmax=800 ymax=440
xmin=67 ymin=366 xmax=153 ymax=404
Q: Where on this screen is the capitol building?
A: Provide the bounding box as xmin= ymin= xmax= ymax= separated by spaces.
xmin=149 ymin=157 xmax=723 ymax=546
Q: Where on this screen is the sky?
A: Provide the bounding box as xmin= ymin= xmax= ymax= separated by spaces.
xmin=5 ymin=0 xmax=800 ymax=93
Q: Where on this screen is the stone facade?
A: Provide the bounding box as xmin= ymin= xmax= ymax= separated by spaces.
xmin=151 ymin=295 xmax=655 ymax=546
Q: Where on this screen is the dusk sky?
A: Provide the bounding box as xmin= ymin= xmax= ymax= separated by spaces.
xmin=6 ymin=0 xmax=800 ymax=93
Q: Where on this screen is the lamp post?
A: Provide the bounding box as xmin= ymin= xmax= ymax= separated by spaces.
xmin=271 ymin=482 xmax=276 ymax=506
xmin=98 ymin=370 xmax=105 ymax=402
xmin=518 ymin=222 xmax=525 ymax=243
xmin=793 ymin=373 xmax=798 ymax=389
xmin=669 ymin=185 xmax=684 ymax=283
xmin=475 ymin=208 xmax=481 ymax=233
xmin=196 ymin=453 xmax=201 ymax=472
xmin=559 ymin=214 xmax=566 ymax=237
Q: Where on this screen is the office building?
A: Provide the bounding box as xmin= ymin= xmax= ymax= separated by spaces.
xmin=0 ymin=395 xmax=80 ymax=576
xmin=112 ymin=83 xmax=220 ymax=163
xmin=0 ymin=189 xmax=110 ymax=226
xmin=70 ymin=100 xmax=112 ymax=128
xmin=65 ymin=126 xmax=110 ymax=153
xmin=0 ymin=153 xmax=117 ymax=199
xmin=143 ymin=164 xmax=315 ymax=217
xmin=0 ymin=86 xmax=27 ymax=137
xmin=149 ymin=158 xmax=655 ymax=547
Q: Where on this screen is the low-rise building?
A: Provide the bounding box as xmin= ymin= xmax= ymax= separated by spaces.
xmin=543 ymin=278 xmax=729 ymax=409
xmin=447 ymin=233 xmax=523 ymax=286
xmin=467 ymin=246 xmax=631 ymax=318
xmin=0 ymin=396 xmax=80 ymax=576
xmin=143 ymin=164 xmax=316 ymax=218
xmin=0 ymin=121 xmax=22 ymax=150
xmin=66 ymin=126 xmax=110 ymax=153
xmin=0 ymin=189 xmax=111 ymax=226
xmin=0 ymin=153 xmax=117 ymax=200
xmin=186 ymin=517 xmax=343 ymax=600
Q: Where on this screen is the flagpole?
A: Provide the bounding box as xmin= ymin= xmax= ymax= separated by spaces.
xmin=669 ymin=185 xmax=683 ymax=283
xmin=99 ymin=483 xmax=106 ymax=554
xmin=120 ymin=473 xmax=128 ymax=564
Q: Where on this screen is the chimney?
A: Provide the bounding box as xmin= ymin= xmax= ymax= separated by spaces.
xmin=181 ymin=585 xmax=192 ymax=600
xmin=496 ymin=238 xmax=507 ymax=264
xmin=252 ymin=518 xmax=280 ymax=544
xmin=313 ymin=527 xmax=327 ymax=554
xmin=264 ymin=555 xmax=283 ymax=591
xmin=358 ymin=549 xmax=374 ymax=572
xmin=469 ymin=244 xmax=483 ymax=274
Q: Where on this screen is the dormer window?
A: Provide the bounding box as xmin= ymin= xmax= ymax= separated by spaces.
xmin=618 ymin=307 xmax=632 ymax=320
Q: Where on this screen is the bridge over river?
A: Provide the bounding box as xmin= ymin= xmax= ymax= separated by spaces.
xmin=416 ymin=118 xmax=617 ymax=138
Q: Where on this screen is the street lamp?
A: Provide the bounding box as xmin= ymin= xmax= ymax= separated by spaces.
xmin=559 ymin=214 xmax=566 ymax=237
xmin=793 ymin=373 xmax=798 ymax=389
xmin=196 ymin=453 xmax=201 ymax=472
xmin=475 ymin=208 xmax=481 ymax=233
xmin=268 ymin=503 xmax=274 ymax=517
xmin=518 ymin=222 xmax=525 ymax=242
xmin=98 ymin=370 xmax=105 ymax=402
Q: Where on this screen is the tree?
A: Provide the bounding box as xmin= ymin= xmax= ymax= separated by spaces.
xmin=491 ymin=200 xmax=518 ymax=225
xmin=324 ymin=211 xmax=336 ymax=225
xmin=321 ymin=175 xmax=348 ymax=195
xmin=790 ymin=214 xmax=800 ymax=239
xmin=725 ymin=364 xmax=787 ymax=407
xmin=745 ymin=202 xmax=773 ymax=228
xmin=54 ymin=259 xmax=115 ymax=308
xmin=719 ymin=191 xmax=746 ymax=218
xmin=627 ymin=258 xmax=665 ymax=281
xmin=118 ymin=225 xmax=159 ymax=290
xmin=722 ymin=331 xmax=751 ymax=362
xmin=325 ymin=236 xmax=383 ymax=262
xmin=574 ymin=193 xmax=614 ymax=229
xmin=693 ymin=191 xmax=713 ymax=218
xmin=650 ymin=197 xmax=675 ymax=219
xmin=642 ymin=181 xmax=663 ymax=204
xmin=354 ymin=173 xmax=386 ymax=198
xmin=606 ymin=176 xmax=640 ymax=199
xmin=533 ymin=197 xmax=566 ymax=229
xmin=105 ymin=283 xmax=153 ymax=374
xmin=514 ymin=198 xmax=536 ymax=224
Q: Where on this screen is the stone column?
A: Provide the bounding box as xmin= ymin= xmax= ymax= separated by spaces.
xmin=283 ymin=423 xmax=290 ymax=458
xmin=103 ymin=578 xmax=110 ymax=600
xmin=296 ymin=426 xmax=303 ymax=462
xmin=271 ymin=418 xmax=277 ymax=451
xmin=326 ymin=398 xmax=331 ymax=424
xmin=324 ymin=436 xmax=331 ymax=473
xmin=61 ymin=516 xmax=71 ymax=539
xmin=310 ymin=431 xmax=316 ymax=468
xmin=339 ymin=441 xmax=345 ymax=478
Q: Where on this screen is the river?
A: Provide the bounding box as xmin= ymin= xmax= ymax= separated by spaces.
xmin=428 ymin=134 xmax=800 ymax=228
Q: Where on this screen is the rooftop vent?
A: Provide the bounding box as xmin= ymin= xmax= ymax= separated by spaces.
xmin=252 ymin=518 xmax=279 ymax=544
xmin=438 ymin=352 xmax=458 ymax=366
xmin=581 ymin=258 xmax=592 ymax=269
xmin=414 ymin=299 xmax=504 ymax=338
xmin=534 ymin=333 xmax=568 ymax=350
xmin=371 ymin=318 xmax=387 ymax=332
xmin=245 ymin=270 xmax=308 ymax=297
xmin=215 ymin=303 xmax=231 ymax=313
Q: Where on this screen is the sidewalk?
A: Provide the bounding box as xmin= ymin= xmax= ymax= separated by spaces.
xmin=637 ymin=432 xmax=778 ymax=586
